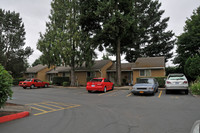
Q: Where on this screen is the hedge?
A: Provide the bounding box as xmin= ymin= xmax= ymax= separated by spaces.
xmin=136 ymin=77 xmax=166 ymax=88
xmin=13 ymin=78 xmax=26 ymax=85
xmin=53 ymin=77 xmax=70 ymax=86
xmin=63 ymin=82 xmax=70 ymax=87
xmin=0 ymin=65 xmax=13 ymax=108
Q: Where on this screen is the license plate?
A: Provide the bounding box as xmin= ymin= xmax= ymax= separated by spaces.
xmin=175 ymin=82 xmax=179 ymax=84
xmin=92 ymin=85 xmax=95 ymax=87
xmin=139 ymin=91 xmax=144 ymax=94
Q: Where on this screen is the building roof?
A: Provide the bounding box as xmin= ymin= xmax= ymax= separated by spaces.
xmin=133 ymin=57 xmax=165 ymax=69
xmin=107 ymin=63 xmax=135 ymax=72
xmin=25 ymin=64 xmax=47 ymax=74
xmin=76 ymin=60 xmax=111 ymax=71
xmin=47 ymin=66 xmax=71 ymax=74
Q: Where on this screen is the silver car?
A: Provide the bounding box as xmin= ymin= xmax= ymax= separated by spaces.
xmin=165 ymin=73 xmax=189 ymax=94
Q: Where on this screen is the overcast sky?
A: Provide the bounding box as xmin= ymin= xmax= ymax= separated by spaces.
xmin=0 ymin=0 xmax=200 ymax=66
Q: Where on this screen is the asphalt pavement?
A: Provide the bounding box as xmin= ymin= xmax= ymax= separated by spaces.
xmin=0 ymin=86 xmax=199 ymax=133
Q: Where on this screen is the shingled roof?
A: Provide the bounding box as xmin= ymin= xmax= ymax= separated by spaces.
xmin=107 ymin=63 xmax=135 ymax=72
xmin=76 ymin=60 xmax=111 ymax=71
xmin=25 ymin=64 xmax=47 ymax=74
xmin=47 ymin=66 xmax=71 ymax=74
xmin=133 ymin=57 xmax=165 ymax=69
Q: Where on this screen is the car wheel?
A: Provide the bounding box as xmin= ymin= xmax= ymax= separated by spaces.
xmin=44 ymin=84 xmax=48 ymax=88
xmin=23 ymin=87 xmax=27 ymax=89
xmin=104 ymin=87 xmax=107 ymax=93
xmin=166 ymin=90 xmax=169 ymax=94
xmin=30 ymin=84 xmax=35 ymax=89
xmin=185 ymin=90 xmax=188 ymax=95
xmin=88 ymin=90 xmax=92 ymax=93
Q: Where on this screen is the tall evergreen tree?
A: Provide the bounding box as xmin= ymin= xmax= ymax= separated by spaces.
xmin=174 ymin=6 xmax=200 ymax=70
xmin=37 ymin=0 xmax=95 ymax=86
xmin=80 ymin=0 xmax=174 ymax=85
xmin=0 ymin=9 xmax=33 ymax=78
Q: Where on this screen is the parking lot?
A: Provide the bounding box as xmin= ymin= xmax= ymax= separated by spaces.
xmin=0 ymin=86 xmax=200 ymax=133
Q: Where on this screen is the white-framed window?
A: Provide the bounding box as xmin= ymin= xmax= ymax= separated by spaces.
xmin=140 ymin=70 xmax=151 ymax=77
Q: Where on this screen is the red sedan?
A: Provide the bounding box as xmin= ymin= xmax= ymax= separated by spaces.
xmin=19 ymin=78 xmax=49 ymax=89
xmin=86 ymin=78 xmax=114 ymax=93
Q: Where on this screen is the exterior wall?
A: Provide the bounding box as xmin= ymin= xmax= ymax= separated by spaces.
xmin=121 ymin=71 xmax=132 ymax=85
xmin=75 ymin=72 xmax=87 ymax=86
xmin=133 ymin=69 xmax=165 ymax=84
xmin=96 ymin=71 xmax=101 ymax=78
xmin=36 ymin=66 xmax=54 ymax=81
xmin=100 ymin=61 xmax=113 ymax=78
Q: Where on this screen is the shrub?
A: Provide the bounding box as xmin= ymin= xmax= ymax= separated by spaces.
xmin=53 ymin=77 xmax=70 ymax=86
xmin=0 ymin=65 xmax=13 ymax=108
xmin=190 ymin=82 xmax=200 ymax=95
xmin=13 ymin=78 xmax=26 ymax=85
xmin=63 ymin=82 xmax=69 ymax=87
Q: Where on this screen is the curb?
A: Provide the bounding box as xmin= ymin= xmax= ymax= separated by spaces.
xmin=0 ymin=111 xmax=29 ymax=123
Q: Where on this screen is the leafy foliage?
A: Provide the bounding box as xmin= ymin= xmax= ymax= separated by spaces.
xmin=80 ymin=0 xmax=174 ymax=85
xmin=32 ymin=58 xmax=42 ymax=67
xmin=53 ymin=77 xmax=70 ymax=86
xmin=174 ymin=6 xmax=200 ymax=69
xmin=184 ymin=55 xmax=200 ymax=80
xmin=0 ymin=9 xmax=33 ymax=78
xmin=190 ymin=77 xmax=200 ymax=95
xmin=37 ymin=0 xmax=95 ymax=86
xmin=0 ymin=65 xmax=13 ymax=108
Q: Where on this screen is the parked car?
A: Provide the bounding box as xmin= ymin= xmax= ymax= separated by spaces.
xmin=131 ymin=78 xmax=159 ymax=95
xmin=19 ymin=78 xmax=49 ymax=89
xmin=86 ymin=78 xmax=114 ymax=93
xmin=165 ymin=73 xmax=189 ymax=94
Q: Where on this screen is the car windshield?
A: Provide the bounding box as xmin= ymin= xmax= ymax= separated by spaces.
xmin=25 ymin=79 xmax=32 ymax=82
xmin=168 ymin=75 xmax=185 ymax=80
xmin=90 ymin=79 xmax=102 ymax=82
xmin=137 ymin=79 xmax=154 ymax=84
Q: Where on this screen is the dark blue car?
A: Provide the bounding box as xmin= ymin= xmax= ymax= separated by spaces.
xmin=131 ymin=78 xmax=159 ymax=95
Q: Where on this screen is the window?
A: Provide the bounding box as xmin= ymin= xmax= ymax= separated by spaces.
xmin=87 ymin=72 xmax=95 ymax=78
xmin=140 ymin=70 xmax=151 ymax=77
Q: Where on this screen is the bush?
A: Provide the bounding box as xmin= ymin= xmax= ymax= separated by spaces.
xmin=63 ymin=82 xmax=70 ymax=87
xmin=53 ymin=77 xmax=70 ymax=86
xmin=0 ymin=65 xmax=13 ymax=108
xmin=190 ymin=82 xmax=200 ymax=95
xmin=13 ymin=78 xmax=26 ymax=85
xmin=154 ymin=77 xmax=166 ymax=88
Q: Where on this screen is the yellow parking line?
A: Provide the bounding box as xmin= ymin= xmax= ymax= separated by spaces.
xmin=158 ymin=90 xmax=162 ymax=98
xmin=42 ymin=103 xmax=65 ymax=109
xmin=32 ymin=104 xmax=57 ymax=111
xmin=126 ymin=93 xmax=132 ymax=97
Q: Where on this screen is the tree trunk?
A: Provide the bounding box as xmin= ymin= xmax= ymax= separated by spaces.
xmin=116 ymin=37 xmax=121 ymax=86
xmin=70 ymin=65 xmax=75 ymax=87
xmin=70 ymin=41 xmax=76 ymax=87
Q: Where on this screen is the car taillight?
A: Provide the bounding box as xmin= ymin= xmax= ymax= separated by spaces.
xmin=183 ymin=81 xmax=188 ymax=84
xmin=97 ymin=83 xmax=102 ymax=86
xmin=166 ymin=81 xmax=171 ymax=84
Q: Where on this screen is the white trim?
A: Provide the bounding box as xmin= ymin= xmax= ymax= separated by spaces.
xmin=132 ymin=67 xmax=164 ymax=70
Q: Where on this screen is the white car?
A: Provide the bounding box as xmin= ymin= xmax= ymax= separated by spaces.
xmin=165 ymin=74 xmax=189 ymax=94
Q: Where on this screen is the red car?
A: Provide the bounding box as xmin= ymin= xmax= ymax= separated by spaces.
xmin=86 ymin=78 xmax=114 ymax=93
xmin=19 ymin=78 xmax=49 ymax=89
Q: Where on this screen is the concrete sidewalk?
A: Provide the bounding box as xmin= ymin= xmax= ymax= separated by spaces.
xmin=51 ymin=85 xmax=132 ymax=90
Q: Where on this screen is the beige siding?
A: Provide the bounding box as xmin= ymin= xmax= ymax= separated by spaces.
xmin=133 ymin=69 xmax=165 ymax=84
xmin=36 ymin=66 xmax=54 ymax=81
xmin=100 ymin=61 xmax=113 ymax=78
xmin=75 ymin=72 xmax=87 ymax=86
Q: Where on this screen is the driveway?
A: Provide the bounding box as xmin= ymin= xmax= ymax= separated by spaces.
xmin=0 ymin=86 xmax=199 ymax=133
